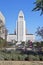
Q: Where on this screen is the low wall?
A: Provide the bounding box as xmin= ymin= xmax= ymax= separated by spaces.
xmin=0 ymin=61 xmax=43 ymax=65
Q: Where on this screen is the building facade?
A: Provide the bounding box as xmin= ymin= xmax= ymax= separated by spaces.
xmin=16 ymin=11 xmax=26 ymax=42
xmin=0 ymin=12 xmax=7 ymax=40
xmin=7 ymin=11 xmax=35 ymax=43
xmin=0 ymin=11 xmax=35 ymax=42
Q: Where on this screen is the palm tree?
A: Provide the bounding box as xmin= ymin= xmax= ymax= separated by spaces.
xmin=32 ymin=0 xmax=43 ymax=15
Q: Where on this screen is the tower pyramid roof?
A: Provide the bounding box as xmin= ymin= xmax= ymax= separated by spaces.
xmin=18 ymin=10 xmax=24 ymax=17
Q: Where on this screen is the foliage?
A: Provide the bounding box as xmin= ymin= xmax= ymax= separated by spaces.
xmin=29 ymin=54 xmax=40 ymax=61
xmin=33 ymin=41 xmax=43 ymax=51
xmin=0 ymin=49 xmax=43 ymax=61
xmin=0 ymin=37 xmax=7 ymax=48
xmin=0 ymin=49 xmax=27 ymax=61
xmin=21 ymin=42 xmax=25 ymax=46
xmin=0 ymin=40 xmax=43 ymax=61
xmin=32 ymin=0 xmax=43 ymax=15
xmin=41 ymin=41 xmax=43 ymax=47
xmin=26 ymin=40 xmax=30 ymax=48
xmin=26 ymin=40 xmax=33 ymax=48
xmin=36 ymin=27 xmax=43 ymax=39
xmin=39 ymin=55 xmax=43 ymax=61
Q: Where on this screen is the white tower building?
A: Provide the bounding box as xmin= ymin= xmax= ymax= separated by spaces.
xmin=16 ymin=10 xmax=26 ymax=42
xmin=7 ymin=10 xmax=35 ymax=43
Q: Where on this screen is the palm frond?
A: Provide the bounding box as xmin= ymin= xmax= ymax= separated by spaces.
xmin=32 ymin=0 xmax=43 ymax=15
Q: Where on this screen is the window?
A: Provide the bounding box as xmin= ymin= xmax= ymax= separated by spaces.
xmin=19 ymin=16 xmax=23 ymax=18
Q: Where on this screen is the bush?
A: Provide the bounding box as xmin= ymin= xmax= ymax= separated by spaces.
xmin=28 ymin=54 xmax=40 ymax=61
xmin=0 ymin=38 xmax=7 ymax=48
xmin=41 ymin=41 xmax=43 ymax=47
xmin=39 ymin=55 xmax=43 ymax=61
xmin=0 ymin=49 xmax=43 ymax=61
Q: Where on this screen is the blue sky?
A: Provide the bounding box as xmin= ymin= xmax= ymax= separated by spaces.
xmin=0 ymin=0 xmax=43 ymax=37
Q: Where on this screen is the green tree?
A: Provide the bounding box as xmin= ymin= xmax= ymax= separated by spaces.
xmin=32 ymin=0 xmax=43 ymax=15
xmin=0 ymin=37 xmax=7 ymax=48
xmin=26 ymin=40 xmax=30 ymax=48
xmin=35 ymin=27 xmax=43 ymax=51
xmin=36 ymin=27 xmax=43 ymax=39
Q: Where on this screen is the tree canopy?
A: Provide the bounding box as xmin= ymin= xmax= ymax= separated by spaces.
xmin=0 ymin=37 xmax=7 ymax=48
xmin=36 ymin=27 xmax=43 ymax=39
xmin=32 ymin=0 xmax=43 ymax=15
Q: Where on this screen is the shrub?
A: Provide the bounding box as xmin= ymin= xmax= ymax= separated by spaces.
xmin=28 ymin=54 xmax=40 ymax=61
xmin=39 ymin=55 xmax=43 ymax=61
xmin=0 ymin=38 xmax=7 ymax=48
xmin=41 ymin=41 xmax=43 ymax=47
